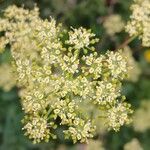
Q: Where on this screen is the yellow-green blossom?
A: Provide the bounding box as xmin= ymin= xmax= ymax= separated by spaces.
xmin=0 ymin=5 xmax=133 ymax=144
xmin=22 ymin=115 xmax=52 ymax=144
xmin=126 ymin=0 xmax=150 ymax=47
xmin=103 ymin=14 xmax=125 ymax=36
xmin=66 ymin=27 xmax=99 ymax=49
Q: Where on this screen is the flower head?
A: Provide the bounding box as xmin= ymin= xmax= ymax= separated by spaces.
xmin=0 ymin=5 xmax=133 ymax=143
xmin=126 ymin=0 xmax=150 ymax=47
xmin=104 ymin=14 xmax=124 ymax=36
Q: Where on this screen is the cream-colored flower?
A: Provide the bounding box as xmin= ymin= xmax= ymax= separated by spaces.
xmin=133 ymin=100 xmax=150 ymax=132
xmin=0 ymin=63 xmax=16 ymax=91
xmin=87 ymin=139 xmax=105 ymax=150
xmin=126 ymin=0 xmax=150 ymax=47
xmin=22 ymin=115 xmax=50 ymax=144
xmin=0 ymin=5 xmax=132 ymax=143
xmin=123 ymin=46 xmax=141 ymax=82
xmin=124 ymin=138 xmax=143 ymax=150
xmin=104 ymin=14 xmax=125 ymax=36
xmin=66 ymin=27 xmax=99 ymax=49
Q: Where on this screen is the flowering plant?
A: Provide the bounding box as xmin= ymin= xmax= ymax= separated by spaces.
xmin=0 ymin=5 xmax=133 ymax=144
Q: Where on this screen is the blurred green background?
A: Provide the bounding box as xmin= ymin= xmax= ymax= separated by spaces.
xmin=0 ymin=0 xmax=150 ymax=150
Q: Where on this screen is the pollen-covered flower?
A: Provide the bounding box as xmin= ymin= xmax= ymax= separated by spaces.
xmin=126 ymin=0 xmax=150 ymax=47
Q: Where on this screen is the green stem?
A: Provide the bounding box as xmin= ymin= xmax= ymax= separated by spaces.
xmin=117 ymin=35 xmax=137 ymax=50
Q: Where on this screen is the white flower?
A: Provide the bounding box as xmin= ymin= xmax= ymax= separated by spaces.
xmin=126 ymin=0 xmax=150 ymax=47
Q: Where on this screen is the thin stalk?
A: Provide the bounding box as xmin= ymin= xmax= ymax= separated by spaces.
xmin=116 ymin=35 xmax=137 ymax=50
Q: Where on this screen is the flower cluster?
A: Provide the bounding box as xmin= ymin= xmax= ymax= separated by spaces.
xmin=0 ymin=63 xmax=16 ymax=91
xmin=133 ymin=100 xmax=150 ymax=132
xmin=66 ymin=27 xmax=99 ymax=49
xmin=57 ymin=139 xmax=105 ymax=150
xmin=0 ymin=5 xmax=132 ymax=143
xmin=126 ymin=0 xmax=150 ymax=47
xmin=103 ymin=14 xmax=125 ymax=36
xmin=123 ymin=46 xmax=141 ymax=82
xmin=22 ymin=115 xmax=50 ymax=144
xmin=0 ymin=37 xmax=9 ymax=53
xmin=106 ymin=102 xmax=132 ymax=131
xmin=124 ymin=138 xmax=143 ymax=150
xmin=86 ymin=139 xmax=105 ymax=150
